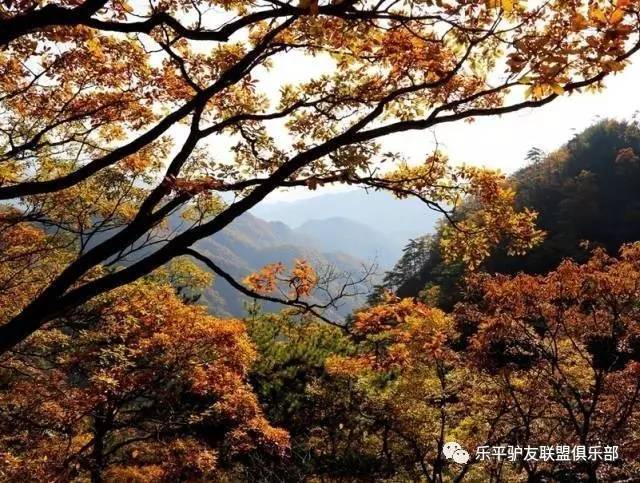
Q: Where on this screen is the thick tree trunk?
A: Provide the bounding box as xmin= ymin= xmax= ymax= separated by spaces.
xmin=90 ymin=406 xmax=110 ymax=483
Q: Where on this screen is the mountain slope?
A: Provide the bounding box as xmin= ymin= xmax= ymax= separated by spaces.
xmin=193 ymin=213 xmax=375 ymax=319
xmin=383 ymin=119 xmax=640 ymax=309
xmin=294 ymin=217 xmax=401 ymax=268
xmin=485 ymin=119 xmax=640 ymax=274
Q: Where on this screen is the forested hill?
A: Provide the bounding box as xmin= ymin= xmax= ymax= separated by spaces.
xmin=487 ymin=119 xmax=640 ymax=274
xmin=385 ymin=119 xmax=640 ymax=306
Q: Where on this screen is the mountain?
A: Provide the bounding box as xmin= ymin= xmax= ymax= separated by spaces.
xmin=293 ymin=217 xmax=401 ymax=268
xmin=484 ymin=119 xmax=640 ymax=274
xmin=192 ymin=213 xmax=376 ymax=319
xmin=87 ymin=211 xmax=379 ymax=320
xmin=90 ymin=188 xmax=442 ymax=319
xmin=252 ymin=189 xmax=440 ymax=262
xmin=190 ymin=189 xmax=443 ymax=316
xmin=383 ymin=119 xmax=640 ymax=309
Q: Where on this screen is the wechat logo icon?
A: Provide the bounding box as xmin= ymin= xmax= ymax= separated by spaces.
xmin=443 ymin=441 xmax=470 ymax=464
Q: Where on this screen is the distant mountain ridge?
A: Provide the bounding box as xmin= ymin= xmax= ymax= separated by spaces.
xmin=193 ymin=213 xmax=376 ymax=319
xmin=252 ymin=189 xmax=441 ymax=266
xmin=95 ymin=189 xmax=440 ymax=318
xmin=254 ymin=189 xmax=439 ymax=233
xmin=293 ymin=217 xmax=400 ymax=268
xmin=197 ymin=190 xmax=438 ymax=316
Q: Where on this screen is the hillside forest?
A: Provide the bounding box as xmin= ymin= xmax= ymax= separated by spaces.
xmin=3 ymin=1 xmax=640 ymax=482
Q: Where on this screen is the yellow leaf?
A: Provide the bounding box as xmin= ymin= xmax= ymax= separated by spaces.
xmin=86 ymin=37 xmax=104 ymax=58
xmin=610 ymin=8 xmax=625 ymax=25
xmin=524 ymin=85 xmax=534 ymax=99
xmin=550 ymin=83 xmax=565 ymax=96
xmin=589 ymin=7 xmax=607 ymax=23
xmin=533 ymin=85 xmax=543 ymax=98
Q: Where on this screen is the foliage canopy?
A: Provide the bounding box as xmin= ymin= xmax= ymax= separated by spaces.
xmin=3 ymin=0 xmax=640 ymax=351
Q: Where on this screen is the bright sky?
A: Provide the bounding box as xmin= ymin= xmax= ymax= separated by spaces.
xmin=146 ymin=4 xmax=640 ymax=204
xmin=261 ymin=57 xmax=640 ymax=202
xmin=393 ymin=60 xmax=640 ymax=173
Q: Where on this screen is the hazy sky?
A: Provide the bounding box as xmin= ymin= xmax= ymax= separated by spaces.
xmin=123 ymin=2 xmax=640 ymax=204
xmin=129 ymin=4 xmax=640 ymax=204
xmin=261 ymin=57 xmax=640 ymax=202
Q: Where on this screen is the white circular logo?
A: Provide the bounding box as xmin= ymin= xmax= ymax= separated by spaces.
xmin=443 ymin=441 xmax=462 ymax=459
xmin=452 ymin=448 xmax=470 ymax=464
xmin=443 ymin=441 xmax=470 ymax=464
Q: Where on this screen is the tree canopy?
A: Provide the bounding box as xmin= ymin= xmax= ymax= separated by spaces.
xmin=3 ymin=0 xmax=640 ymax=352
xmin=230 ymin=244 xmax=640 ymax=481
xmin=4 ymin=4 xmax=640 ymax=480
xmin=0 ymin=268 xmax=288 ymax=481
